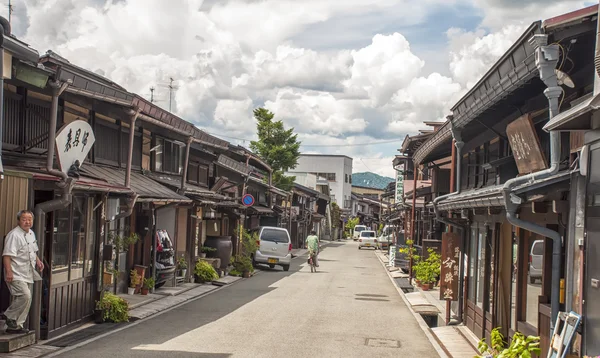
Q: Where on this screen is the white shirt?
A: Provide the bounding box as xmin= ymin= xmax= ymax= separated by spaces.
xmin=3 ymin=226 xmax=38 ymax=283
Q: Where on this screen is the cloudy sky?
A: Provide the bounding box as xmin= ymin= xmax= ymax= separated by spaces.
xmin=9 ymin=0 xmax=597 ymax=177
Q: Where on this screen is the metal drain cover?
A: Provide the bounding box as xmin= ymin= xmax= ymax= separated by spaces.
xmin=355 ymin=298 xmax=390 ymax=302
xmin=356 ymin=294 xmax=388 ymax=298
xmin=365 ymin=338 xmax=400 ymax=348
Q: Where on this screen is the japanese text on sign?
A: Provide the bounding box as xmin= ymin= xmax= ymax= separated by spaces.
xmin=55 ymin=120 xmax=96 ymax=174
xmin=440 ymin=232 xmax=461 ymax=301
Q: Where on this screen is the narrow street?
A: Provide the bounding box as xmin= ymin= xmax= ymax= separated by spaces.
xmin=51 ymin=242 xmax=437 ymax=358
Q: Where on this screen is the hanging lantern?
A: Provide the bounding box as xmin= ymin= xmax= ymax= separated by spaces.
xmin=203 ymin=207 xmax=217 ymax=219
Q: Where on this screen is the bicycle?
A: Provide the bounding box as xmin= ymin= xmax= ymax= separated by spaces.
xmin=308 ymin=252 xmax=317 ymax=273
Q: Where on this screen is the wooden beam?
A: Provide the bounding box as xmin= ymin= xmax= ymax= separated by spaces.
xmin=552 ymin=200 xmax=569 ymax=215
xmin=474 ymin=208 xmax=486 ymax=216
xmin=532 ymin=202 xmax=547 ymax=214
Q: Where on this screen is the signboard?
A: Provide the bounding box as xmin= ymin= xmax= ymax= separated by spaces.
xmin=55 ymin=120 xmax=95 ymax=174
xmin=440 ymin=232 xmax=461 ymax=301
xmin=389 ymin=245 xmax=396 ymax=266
xmin=506 ymin=113 xmax=548 ymax=175
xmin=395 ymin=163 xmax=404 ymax=203
xmin=241 ymin=194 xmax=255 ymax=207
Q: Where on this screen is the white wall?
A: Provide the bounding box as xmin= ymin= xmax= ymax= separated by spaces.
xmin=291 ymin=155 xmax=353 ymax=208
xmin=286 ymin=172 xmax=317 ymax=189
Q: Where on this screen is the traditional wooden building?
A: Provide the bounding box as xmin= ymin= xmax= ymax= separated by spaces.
xmin=0 ymin=40 xmax=283 ymax=340
xmin=409 ymin=8 xmax=597 ymax=356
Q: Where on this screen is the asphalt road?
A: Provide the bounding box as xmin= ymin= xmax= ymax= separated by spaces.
xmin=52 ymin=241 xmax=437 ymax=358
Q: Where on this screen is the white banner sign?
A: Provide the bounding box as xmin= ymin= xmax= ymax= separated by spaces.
xmin=55 ymin=120 xmax=96 ymax=174
xmin=389 ymin=245 xmax=396 ymax=266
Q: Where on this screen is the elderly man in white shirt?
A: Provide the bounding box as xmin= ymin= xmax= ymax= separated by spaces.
xmin=2 ymin=210 xmax=44 ymax=334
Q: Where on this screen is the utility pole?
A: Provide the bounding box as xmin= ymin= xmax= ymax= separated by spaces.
xmin=168 ymin=77 xmax=174 ymax=112
xmin=149 ymin=86 xmax=155 ymax=103
xmin=7 ymin=0 xmax=13 ymax=24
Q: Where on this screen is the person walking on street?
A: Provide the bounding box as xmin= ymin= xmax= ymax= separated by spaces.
xmin=3 ymin=210 xmax=44 ymax=334
xmin=305 ymin=230 xmax=320 ymax=267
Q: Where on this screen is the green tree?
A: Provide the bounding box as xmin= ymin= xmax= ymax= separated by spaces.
xmin=250 ymin=108 xmax=301 ymax=191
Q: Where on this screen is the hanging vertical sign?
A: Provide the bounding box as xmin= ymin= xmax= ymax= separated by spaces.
xmin=440 ymin=232 xmax=461 ymax=301
xmin=395 ymin=163 xmax=404 ymax=203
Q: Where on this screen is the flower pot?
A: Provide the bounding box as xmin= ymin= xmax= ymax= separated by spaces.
xmin=194 ymin=276 xmax=205 ymax=284
xmin=181 ymin=269 xmax=187 ymax=277
xmin=134 ymin=265 xmax=147 ymax=294
xmin=94 ymin=309 xmax=105 ymax=324
xmin=242 ymin=270 xmax=250 ymax=278
xmin=199 ymin=253 xmax=207 ymax=258
xmin=428 ymin=283 xmax=434 ymax=290
xmin=141 ymin=287 xmax=149 ymax=295
xmin=127 ymin=287 xmax=135 ymax=295
xmin=421 ymin=284 xmax=430 ymax=291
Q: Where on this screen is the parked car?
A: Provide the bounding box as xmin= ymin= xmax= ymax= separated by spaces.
xmin=252 ymin=226 xmax=292 ymax=271
xmin=152 ymin=229 xmax=177 ymax=289
xmin=358 ymin=230 xmax=378 ymax=249
xmin=529 ymin=239 xmax=544 ymax=284
xmin=353 ymin=225 xmax=367 ymax=241
xmin=377 ymin=225 xmax=397 ymax=250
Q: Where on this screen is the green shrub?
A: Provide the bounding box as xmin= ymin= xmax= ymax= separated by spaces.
xmin=96 ymin=292 xmax=129 ymax=323
xmin=143 ymin=277 xmax=155 ymax=289
xmin=476 ymin=327 xmax=541 ymax=358
xmin=231 ymin=255 xmax=253 ymax=273
xmin=229 ymin=269 xmax=242 ymax=277
xmin=194 ymin=260 xmax=219 ymax=282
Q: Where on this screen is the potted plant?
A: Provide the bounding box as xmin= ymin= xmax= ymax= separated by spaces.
xmin=128 ymin=269 xmax=141 ymax=295
xmin=194 ymin=259 xmax=219 ymax=283
xmin=110 ymin=232 xmax=141 ymax=252
xmin=141 ymin=277 xmax=155 ymax=295
xmin=178 ymin=257 xmax=188 ymax=277
xmin=94 ymin=291 xmax=107 ymax=323
xmin=231 ymin=254 xmax=254 ymax=278
xmin=200 ymin=246 xmax=217 ymax=258
xmin=94 ymin=291 xmax=129 ymax=323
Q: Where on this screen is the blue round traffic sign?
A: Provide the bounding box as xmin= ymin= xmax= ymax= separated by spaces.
xmin=242 ymin=194 xmax=255 ymax=207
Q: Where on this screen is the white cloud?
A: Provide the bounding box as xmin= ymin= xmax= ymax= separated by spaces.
xmin=9 ymin=0 xmax=592 ymax=177
xmin=447 ymin=25 xmax=526 ymax=89
xmin=470 ymin=0 xmax=591 ymax=30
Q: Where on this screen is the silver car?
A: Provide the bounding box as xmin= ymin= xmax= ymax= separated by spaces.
xmin=529 ymin=240 xmax=544 ymax=284
xmin=252 ymin=226 xmax=292 ymax=271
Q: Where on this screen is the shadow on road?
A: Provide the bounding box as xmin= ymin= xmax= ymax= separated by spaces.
xmin=50 ymin=253 xmax=310 ymax=357
xmin=131 ymin=351 xmax=232 ymax=358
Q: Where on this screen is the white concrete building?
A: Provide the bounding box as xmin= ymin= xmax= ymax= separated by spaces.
xmin=288 ymin=154 xmax=353 ymax=210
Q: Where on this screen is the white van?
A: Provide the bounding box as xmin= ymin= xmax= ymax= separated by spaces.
xmin=377 ymin=225 xmax=398 ymax=250
xmin=353 ymin=225 xmax=367 ymax=241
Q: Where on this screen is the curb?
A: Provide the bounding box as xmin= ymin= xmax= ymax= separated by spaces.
xmin=374 ymin=251 xmax=449 ymax=358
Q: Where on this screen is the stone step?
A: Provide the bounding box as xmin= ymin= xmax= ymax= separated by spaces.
xmin=0 ymin=331 xmax=35 ymax=353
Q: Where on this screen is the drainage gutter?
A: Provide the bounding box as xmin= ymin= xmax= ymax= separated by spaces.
xmin=31 ymin=80 xmax=75 ymax=341
xmin=502 ymin=34 xmax=563 ymax=333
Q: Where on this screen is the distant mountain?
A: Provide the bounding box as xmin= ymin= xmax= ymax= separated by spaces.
xmin=352 ymin=172 xmax=394 ymax=190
